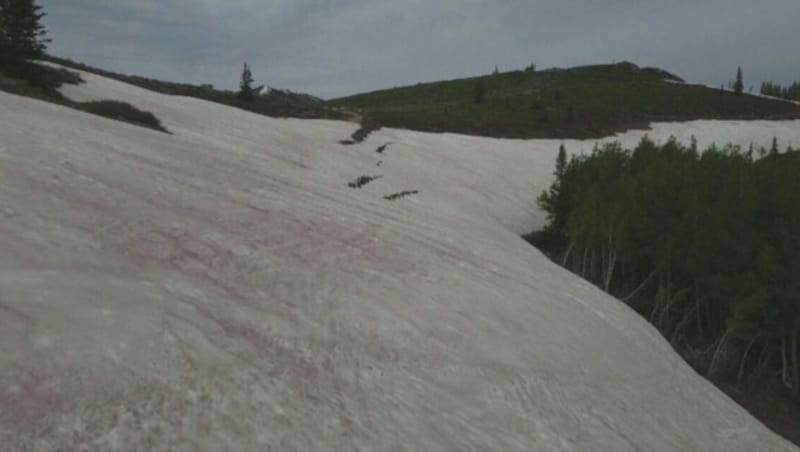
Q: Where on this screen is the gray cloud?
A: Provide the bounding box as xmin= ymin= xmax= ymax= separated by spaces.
xmin=41 ymin=0 xmax=800 ymax=99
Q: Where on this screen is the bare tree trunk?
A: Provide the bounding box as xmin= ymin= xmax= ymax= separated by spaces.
xmin=707 ymin=328 xmax=731 ymax=378
xmin=781 ymin=326 xmax=791 ymax=389
xmin=600 ymin=242 xmax=607 ymax=282
xmin=737 ymin=335 xmax=760 ymax=385
xmin=670 ymin=299 xmax=696 ymax=345
xmin=603 ymin=244 xmax=617 ymax=293
xmin=657 ymin=292 xmax=675 ymax=332
xmin=580 ymin=245 xmax=590 ymax=278
xmin=748 ymin=345 xmax=770 ymax=386
xmin=648 ymin=283 xmax=662 ymax=323
xmin=695 ymin=297 xmax=704 ymax=340
xmin=707 ymin=301 xmax=719 ymax=339
xmin=792 ymin=318 xmax=799 ymax=396
xmin=603 ymin=225 xmax=618 ymax=292
xmin=561 ymin=240 xmax=575 ymax=267
xmin=622 ymin=269 xmax=656 ymax=302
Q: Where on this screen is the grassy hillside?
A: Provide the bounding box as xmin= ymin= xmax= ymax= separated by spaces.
xmin=43 ymin=55 xmax=348 ymax=121
xmin=329 ymin=62 xmax=800 ymax=139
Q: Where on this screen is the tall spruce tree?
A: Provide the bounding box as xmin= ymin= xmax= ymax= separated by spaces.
xmin=770 ymin=137 xmax=779 ymax=155
xmin=536 ymin=144 xmax=571 ymax=249
xmin=0 ymin=0 xmax=50 ymax=65
xmin=237 ymin=63 xmax=264 ymax=101
xmin=238 ymin=63 xmax=255 ymax=101
xmin=734 ymin=66 xmax=744 ymax=96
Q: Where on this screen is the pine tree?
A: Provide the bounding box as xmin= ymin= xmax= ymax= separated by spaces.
xmin=734 ymin=67 xmax=744 ymax=96
xmin=770 ymin=137 xmax=779 ymax=156
xmin=238 ymin=63 xmax=255 ymax=100
xmin=537 ymin=144 xmax=570 ymax=242
xmin=0 ymin=0 xmax=50 ymax=64
xmin=555 ymin=143 xmax=567 ymax=180
xmin=237 ymin=63 xmax=264 ymax=101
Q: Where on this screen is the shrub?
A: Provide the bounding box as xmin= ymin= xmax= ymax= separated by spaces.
xmin=347 ymin=175 xmax=382 ymax=189
xmin=384 ymin=190 xmax=419 ymax=200
xmin=341 ymin=118 xmax=381 ymax=145
xmin=77 ymin=100 xmax=169 ymax=133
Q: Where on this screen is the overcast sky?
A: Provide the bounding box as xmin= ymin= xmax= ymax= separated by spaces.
xmin=40 ymin=0 xmax=800 ymax=99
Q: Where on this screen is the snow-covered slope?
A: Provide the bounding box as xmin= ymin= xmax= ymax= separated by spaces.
xmin=2 ymin=68 xmax=800 ymax=451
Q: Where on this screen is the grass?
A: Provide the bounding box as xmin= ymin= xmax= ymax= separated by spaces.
xmin=43 ymin=55 xmax=348 ymax=121
xmin=328 ymin=62 xmax=800 ymax=139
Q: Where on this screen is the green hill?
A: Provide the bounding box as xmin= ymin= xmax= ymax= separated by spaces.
xmin=328 ymin=62 xmax=800 ymax=139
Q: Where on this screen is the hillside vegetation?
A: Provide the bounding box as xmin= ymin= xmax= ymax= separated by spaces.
xmin=329 ymin=62 xmax=800 ymax=139
xmin=529 ymin=138 xmax=800 ymax=443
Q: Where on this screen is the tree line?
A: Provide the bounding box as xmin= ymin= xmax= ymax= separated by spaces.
xmin=530 ymin=137 xmax=800 ymax=395
xmin=761 ymin=81 xmax=800 ymax=102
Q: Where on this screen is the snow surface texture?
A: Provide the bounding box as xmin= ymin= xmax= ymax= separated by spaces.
xmin=1 ymin=66 xmax=800 ymax=451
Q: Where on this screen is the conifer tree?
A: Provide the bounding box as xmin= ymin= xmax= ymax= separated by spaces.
xmin=537 ymin=144 xmax=570 ymax=246
xmin=237 ymin=63 xmax=264 ymax=101
xmin=555 ymin=143 xmax=567 ymax=180
xmin=770 ymin=137 xmax=779 ymax=155
xmin=238 ymin=63 xmax=255 ymax=101
xmin=0 ymin=0 xmax=50 ymax=64
xmin=734 ymin=67 xmax=744 ymax=96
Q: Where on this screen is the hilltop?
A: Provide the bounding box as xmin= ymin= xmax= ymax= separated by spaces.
xmin=328 ymin=62 xmax=800 ymax=139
